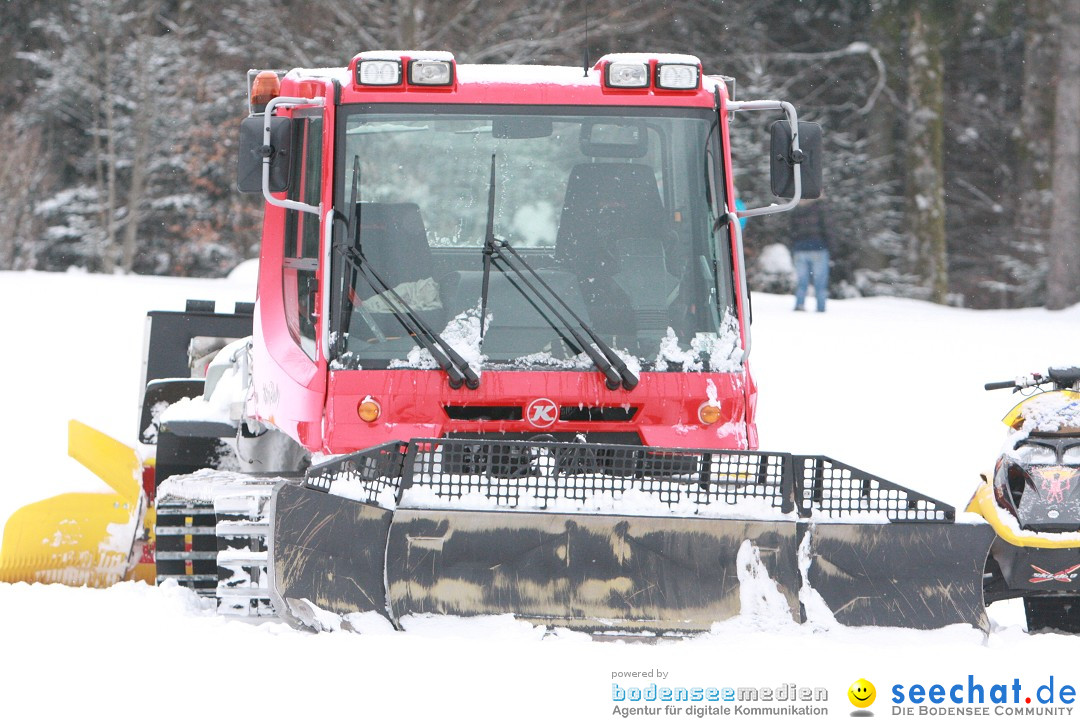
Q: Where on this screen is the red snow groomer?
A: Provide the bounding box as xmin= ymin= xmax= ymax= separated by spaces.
xmin=1 ymin=51 xmax=993 ymax=634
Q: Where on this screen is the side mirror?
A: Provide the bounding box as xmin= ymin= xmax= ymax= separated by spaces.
xmin=769 ymin=120 xmax=822 ymax=199
xmin=237 ymin=116 xmax=294 ymax=194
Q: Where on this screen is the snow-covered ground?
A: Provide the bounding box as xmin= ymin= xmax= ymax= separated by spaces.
xmin=2 ymin=269 xmax=1079 ymax=718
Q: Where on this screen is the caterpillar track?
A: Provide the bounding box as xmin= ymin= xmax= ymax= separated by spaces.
xmin=155 ymin=473 xmax=288 ymax=617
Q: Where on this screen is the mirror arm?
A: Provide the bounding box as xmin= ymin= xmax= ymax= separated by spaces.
xmin=727 ymin=99 xmax=802 ymax=219
xmin=262 ymin=95 xmax=325 ymax=215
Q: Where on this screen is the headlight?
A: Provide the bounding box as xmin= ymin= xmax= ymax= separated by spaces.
xmin=994 ymin=459 xmax=1029 ymax=514
xmin=605 ymin=62 xmax=649 ymax=88
xmin=409 ymin=60 xmax=453 ymax=86
xmin=357 ymin=59 xmax=402 ymax=86
xmin=656 ymin=63 xmax=699 ymax=90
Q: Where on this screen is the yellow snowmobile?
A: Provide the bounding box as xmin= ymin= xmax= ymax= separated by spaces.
xmin=968 ymin=366 xmax=1080 ymax=632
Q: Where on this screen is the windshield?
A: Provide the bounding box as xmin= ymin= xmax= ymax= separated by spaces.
xmin=330 ymin=105 xmax=739 ymax=373
xmin=1015 ymin=442 xmax=1058 ymax=465
xmin=1015 ymin=440 xmax=1080 ymax=466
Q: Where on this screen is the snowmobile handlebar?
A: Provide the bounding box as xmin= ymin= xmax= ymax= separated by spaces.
xmin=983 ymin=379 xmax=1022 ymax=391
xmin=984 ymin=374 xmax=1047 ymax=392
xmin=984 ymin=367 xmax=1080 ymax=392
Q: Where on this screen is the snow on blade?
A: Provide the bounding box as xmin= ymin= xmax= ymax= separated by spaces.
xmin=797 ymin=531 xmax=840 ymax=629
xmin=328 ymin=476 xmax=399 ymax=509
xmin=704 ymin=540 xmax=798 ymax=633
xmin=398 ymin=482 xmax=794 ymax=520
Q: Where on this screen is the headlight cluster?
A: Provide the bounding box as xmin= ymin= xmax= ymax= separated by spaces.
xmin=604 ymin=60 xmax=700 ymax=90
xmin=355 ymin=55 xmax=455 ymax=88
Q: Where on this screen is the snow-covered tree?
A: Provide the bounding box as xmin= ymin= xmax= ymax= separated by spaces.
xmin=1046 ymin=0 xmax=1080 ymax=310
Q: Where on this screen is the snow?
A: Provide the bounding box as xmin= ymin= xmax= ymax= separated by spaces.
xmin=1011 ymin=391 xmax=1080 ymax=435
xmin=398 ymin=484 xmax=793 ymax=521
xmin=457 ymin=64 xmax=600 ymax=87
xmin=2 ymin=270 xmax=1080 ymax=717
xmin=293 ymin=55 xmax=709 ymax=92
xmin=757 ymin=242 xmax=795 ymax=276
xmin=729 ymin=539 xmax=798 ymax=629
xmin=601 ymin=53 xmax=702 ymax=67
xmin=389 ymin=306 xmax=485 ymax=373
xmin=359 ymin=50 xmax=456 ymax=63
xmin=330 ymin=474 xmax=399 ymax=509
xmin=156 ymin=469 xmax=276 ymax=504
xmin=654 ymin=317 xmax=743 ymax=373
xmin=797 ymin=532 xmax=840 ymax=629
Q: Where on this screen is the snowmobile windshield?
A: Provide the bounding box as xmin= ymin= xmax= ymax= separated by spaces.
xmin=1015 ymin=442 xmax=1058 ymax=465
xmin=1065 ymin=444 xmax=1080 ymax=466
xmin=330 ymin=105 xmax=739 ymax=373
xmin=1014 ymin=439 xmax=1080 ymax=466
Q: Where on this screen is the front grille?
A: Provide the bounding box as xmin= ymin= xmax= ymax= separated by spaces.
xmin=443 ymin=405 xmax=638 ymax=423
xmin=443 ymin=405 xmax=523 ymax=421
xmin=559 ymin=406 xmax=637 ymax=422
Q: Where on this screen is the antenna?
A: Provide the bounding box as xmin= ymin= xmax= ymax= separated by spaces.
xmin=582 ymin=1 xmax=590 ymax=77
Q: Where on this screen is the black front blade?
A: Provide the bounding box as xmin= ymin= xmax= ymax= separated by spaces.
xmin=269 ymin=482 xmax=394 ymax=628
xmin=385 ymin=509 xmax=802 ymax=633
xmin=805 ymin=521 xmax=995 ymax=630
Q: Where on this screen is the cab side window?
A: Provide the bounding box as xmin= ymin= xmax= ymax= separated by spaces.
xmin=283 ymin=115 xmax=322 ymax=359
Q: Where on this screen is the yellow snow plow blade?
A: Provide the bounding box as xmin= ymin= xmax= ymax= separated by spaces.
xmin=0 ymin=421 xmax=143 ymax=587
xmin=67 ymin=419 xmax=141 ymax=505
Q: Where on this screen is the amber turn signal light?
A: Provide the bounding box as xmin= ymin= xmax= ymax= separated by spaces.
xmin=357 ymin=397 xmax=381 ymax=423
xmin=698 ymin=402 xmax=723 ymax=425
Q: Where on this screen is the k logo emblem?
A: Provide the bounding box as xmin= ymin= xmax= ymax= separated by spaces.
xmin=525 ymin=398 xmax=558 ymax=428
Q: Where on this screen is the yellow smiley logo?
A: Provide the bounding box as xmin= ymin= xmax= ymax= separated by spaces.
xmin=848 ymin=679 xmax=876 ymax=709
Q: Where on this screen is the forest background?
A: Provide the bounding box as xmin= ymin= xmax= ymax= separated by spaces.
xmin=0 ymin=0 xmax=1077 ymax=310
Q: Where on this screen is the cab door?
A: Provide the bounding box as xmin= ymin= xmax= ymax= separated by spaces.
xmin=251 ymin=107 xmax=329 ymax=449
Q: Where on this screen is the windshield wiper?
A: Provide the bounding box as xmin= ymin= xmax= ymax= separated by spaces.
xmin=478 ymin=155 xmax=638 ymax=391
xmin=334 ymin=156 xmax=478 ymax=390
xmin=492 ymin=240 xmax=639 ymax=390
xmin=341 ymin=246 xmax=480 ymax=390
xmin=478 ymin=154 xmax=578 ymax=358
xmin=479 ymin=154 xmax=496 ymax=341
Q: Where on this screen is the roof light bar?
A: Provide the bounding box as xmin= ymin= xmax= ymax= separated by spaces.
xmin=656 ymin=63 xmax=699 ymax=90
xmin=605 ymin=62 xmax=649 ymax=89
xmin=357 ymin=59 xmax=402 ymax=86
xmin=409 ymin=59 xmax=453 ymax=86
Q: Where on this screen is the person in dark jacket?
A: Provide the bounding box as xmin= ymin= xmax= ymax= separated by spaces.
xmin=789 ymin=198 xmax=830 ymax=312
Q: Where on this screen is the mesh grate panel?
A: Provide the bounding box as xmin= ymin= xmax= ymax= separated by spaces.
xmin=301 ymin=441 xmax=956 ymax=523
xmin=793 ymin=456 xmax=954 ymax=522
xmin=305 ymin=441 xmax=407 ymax=503
xmin=402 ymin=438 xmax=793 ymax=512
